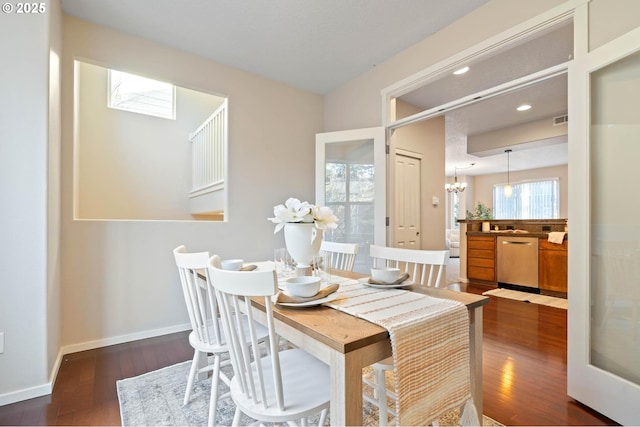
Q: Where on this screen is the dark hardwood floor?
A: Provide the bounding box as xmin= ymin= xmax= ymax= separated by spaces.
xmin=463 ymin=282 xmax=616 ymax=426
xmin=0 ymin=332 xmax=194 ymax=426
xmin=0 ymin=283 xmax=618 ymax=426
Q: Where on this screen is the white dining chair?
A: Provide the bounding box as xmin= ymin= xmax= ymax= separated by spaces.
xmin=600 ymin=242 xmax=640 ymax=340
xmin=364 ymin=244 xmax=450 ymax=426
xmin=208 ymin=256 xmax=330 ymax=426
xmin=173 ymin=245 xmax=269 ymax=427
xmin=320 ymin=240 xmax=359 ymax=271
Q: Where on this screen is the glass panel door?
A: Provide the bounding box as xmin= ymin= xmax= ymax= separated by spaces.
xmin=316 ymin=128 xmax=386 ymax=274
xmin=569 ymin=26 xmax=640 ymax=426
xmin=590 ymin=50 xmax=640 ymax=388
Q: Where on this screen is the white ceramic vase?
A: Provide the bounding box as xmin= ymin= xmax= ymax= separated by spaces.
xmin=284 ymin=222 xmax=323 ymax=269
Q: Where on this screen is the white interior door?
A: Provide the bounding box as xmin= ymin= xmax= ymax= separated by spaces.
xmin=316 ymin=127 xmax=386 ymax=274
xmin=394 ymin=150 xmax=421 ymax=249
xmin=568 ymin=25 xmax=640 ymax=426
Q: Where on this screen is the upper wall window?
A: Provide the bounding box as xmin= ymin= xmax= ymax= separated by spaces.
xmin=75 ymin=61 xmax=226 ymax=221
xmin=108 ymin=69 xmax=176 ymax=119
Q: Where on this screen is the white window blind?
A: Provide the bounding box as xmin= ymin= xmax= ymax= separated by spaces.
xmin=108 ymin=69 xmax=175 ymax=119
xmin=493 ymin=178 xmax=559 ymax=219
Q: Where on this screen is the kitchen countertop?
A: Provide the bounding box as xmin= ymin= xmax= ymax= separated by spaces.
xmin=467 ymin=230 xmax=567 ymax=239
xmin=459 ymin=219 xmax=568 ymax=239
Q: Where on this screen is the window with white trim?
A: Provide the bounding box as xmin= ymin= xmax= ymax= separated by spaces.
xmin=493 ymin=178 xmax=560 ymax=219
xmin=108 ymin=69 xmax=175 ymax=119
xmin=449 ymin=191 xmax=461 ymax=229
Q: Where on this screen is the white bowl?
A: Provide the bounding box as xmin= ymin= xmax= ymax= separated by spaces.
xmin=286 ymin=276 xmax=321 ymax=298
xmin=371 ymin=267 xmax=401 ymax=284
xmin=221 ymin=259 xmax=244 ymax=271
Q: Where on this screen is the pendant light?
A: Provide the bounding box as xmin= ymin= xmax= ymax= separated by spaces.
xmin=504 ymin=149 xmax=513 ymax=197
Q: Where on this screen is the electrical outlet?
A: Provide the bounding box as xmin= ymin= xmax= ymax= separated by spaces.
xmin=0 ymin=332 xmax=4 ymax=354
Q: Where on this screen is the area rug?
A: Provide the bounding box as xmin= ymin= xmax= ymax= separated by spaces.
xmin=482 ymin=288 xmax=568 ymax=309
xmin=117 ymin=360 xmax=503 ymax=426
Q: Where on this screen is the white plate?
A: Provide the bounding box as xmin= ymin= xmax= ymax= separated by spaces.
xmin=358 ymin=277 xmax=414 ymax=288
xmin=273 ymin=291 xmax=339 ymax=307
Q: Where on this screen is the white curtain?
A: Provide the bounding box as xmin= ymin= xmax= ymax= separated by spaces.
xmin=493 ymin=179 xmax=559 ymax=219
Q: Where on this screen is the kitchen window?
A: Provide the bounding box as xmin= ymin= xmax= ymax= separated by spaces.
xmin=493 ymin=178 xmax=559 ymax=219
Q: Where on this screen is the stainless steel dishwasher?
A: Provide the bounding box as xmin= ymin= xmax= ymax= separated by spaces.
xmin=497 ymin=235 xmax=539 ymax=289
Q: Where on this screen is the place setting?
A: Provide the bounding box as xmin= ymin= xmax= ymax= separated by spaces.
xmin=358 ymin=266 xmax=414 ymax=288
xmin=273 ymin=251 xmax=341 ymax=308
xmin=274 ymin=276 xmax=340 ymax=307
xmin=217 ymin=254 xmax=339 ymax=307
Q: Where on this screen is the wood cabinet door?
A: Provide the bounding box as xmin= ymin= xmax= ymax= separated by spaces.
xmin=539 ymin=248 xmax=567 ymax=292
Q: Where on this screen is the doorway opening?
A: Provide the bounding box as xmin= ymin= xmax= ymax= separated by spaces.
xmin=382 ymin=14 xmax=573 ymax=249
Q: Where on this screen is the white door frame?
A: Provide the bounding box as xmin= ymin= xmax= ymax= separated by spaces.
xmin=380 ymin=0 xmax=586 ymax=128
xmin=315 ymin=127 xmax=387 ymax=247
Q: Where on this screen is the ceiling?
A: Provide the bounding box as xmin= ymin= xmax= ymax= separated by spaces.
xmin=60 ymin=0 xmax=570 ymax=177
xmin=60 ymin=0 xmax=490 ymax=95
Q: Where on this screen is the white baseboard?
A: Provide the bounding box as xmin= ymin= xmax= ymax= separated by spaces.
xmin=0 ymin=323 xmax=191 ymax=406
xmin=60 ymin=323 xmax=191 ymax=355
xmin=0 ymin=382 xmax=52 ymax=407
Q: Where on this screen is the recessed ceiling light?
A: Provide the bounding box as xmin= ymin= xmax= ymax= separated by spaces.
xmin=453 ymin=66 xmax=469 ymax=75
xmin=517 ymin=104 xmax=532 ymax=111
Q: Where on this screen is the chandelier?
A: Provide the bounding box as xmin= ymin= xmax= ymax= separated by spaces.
xmin=445 ymin=166 xmax=467 ymax=193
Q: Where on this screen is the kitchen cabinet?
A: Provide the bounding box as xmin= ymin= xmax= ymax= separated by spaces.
xmin=467 ymin=235 xmax=496 ymax=283
xmin=538 ymin=239 xmax=568 ymax=293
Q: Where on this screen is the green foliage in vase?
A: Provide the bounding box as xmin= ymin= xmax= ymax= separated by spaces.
xmin=466 ymin=202 xmax=493 ymax=220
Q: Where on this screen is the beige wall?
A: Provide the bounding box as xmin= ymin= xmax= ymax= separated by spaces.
xmin=76 ymin=61 xmax=224 ymax=220
xmin=394 ymin=101 xmax=446 ymax=249
xmin=589 ymin=0 xmax=640 ymax=50
xmin=47 ymin=0 xmax=63 ymax=395
xmin=60 ymin=16 xmax=323 ymax=352
xmin=0 ymin=0 xmax=61 ymax=401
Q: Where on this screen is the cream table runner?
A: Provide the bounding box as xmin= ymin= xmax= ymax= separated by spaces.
xmin=324 ymin=276 xmax=478 ymax=426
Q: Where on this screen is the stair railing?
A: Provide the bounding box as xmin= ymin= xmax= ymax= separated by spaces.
xmin=188 ymin=99 xmax=227 ymax=198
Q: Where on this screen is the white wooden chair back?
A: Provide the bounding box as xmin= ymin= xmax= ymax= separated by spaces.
xmin=369 ymin=245 xmax=450 ymax=287
xmin=602 ymin=242 xmax=640 ymax=298
xmin=320 ymin=240 xmax=359 ymax=271
xmin=173 ymin=245 xmax=223 ymax=347
xmin=208 ymin=257 xmax=285 ymax=411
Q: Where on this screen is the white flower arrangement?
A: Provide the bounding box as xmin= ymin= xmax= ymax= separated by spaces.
xmin=269 ymin=197 xmax=339 ymax=234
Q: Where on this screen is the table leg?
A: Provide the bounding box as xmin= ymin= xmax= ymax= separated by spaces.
xmin=329 ymin=341 xmax=392 ymax=426
xmin=469 ymin=306 xmax=483 ymax=422
xmin=330 ymin=348 xmax=363 ymax=426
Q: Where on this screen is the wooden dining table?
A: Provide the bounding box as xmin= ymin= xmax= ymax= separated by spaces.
xmin=246 ymin=266 xmax=489 ymax=426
